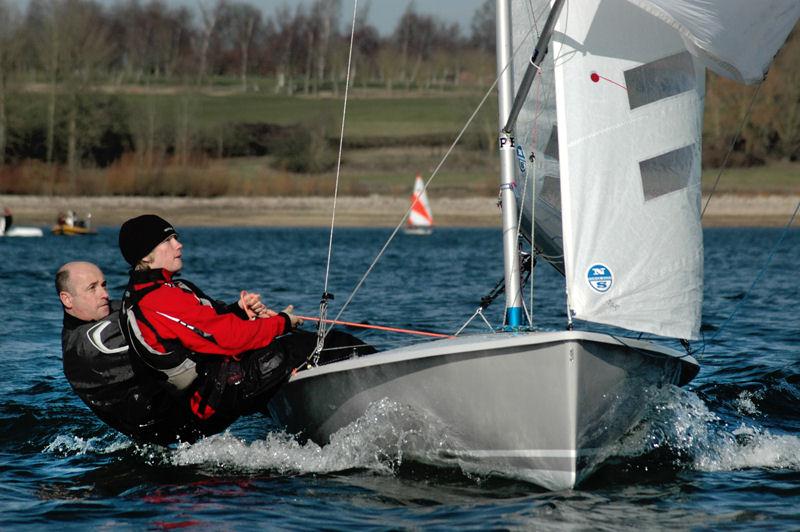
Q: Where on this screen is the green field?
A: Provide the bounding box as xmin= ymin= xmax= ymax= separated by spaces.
xmin=118 ymin=90 xmax=497 ymax=138
xmin=5 ymin=87 xmax=799 ymax=197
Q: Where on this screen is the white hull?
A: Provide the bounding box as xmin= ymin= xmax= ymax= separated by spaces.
xmin=2 ymin=226 xmax=43 ymax=237
xmin=269 ymin=330 xmax=698 ymax=490
xmin=403 ymin=226 xmax=433 ymax=236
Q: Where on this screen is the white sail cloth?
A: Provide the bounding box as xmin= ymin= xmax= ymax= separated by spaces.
xmin=623 ymin=0 xmax=800 ymax=84
xmin=551 ymin=0 xmax=705 ymax=339
xmin=509 ymin=0 xmax=796 ymax=339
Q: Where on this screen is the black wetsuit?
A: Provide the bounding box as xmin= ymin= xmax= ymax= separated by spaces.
xmin=62 ymin=301 xmax=207 ymax=444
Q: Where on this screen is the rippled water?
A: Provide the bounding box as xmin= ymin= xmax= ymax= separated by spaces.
xmin=0 ymin=226 xmax=798 ymax=529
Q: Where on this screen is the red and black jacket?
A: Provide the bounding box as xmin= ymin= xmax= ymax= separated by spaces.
xmin=121 ymin=269 xmax=291 ymax=420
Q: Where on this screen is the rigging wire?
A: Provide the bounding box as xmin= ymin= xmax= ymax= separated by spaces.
xmin=514 ymin=65 xmax=544 ymax=327
xmin=312 ymin=0 xmax=359 ymax=364
xmin=701 ymin=83 xmax=762 ymax=219
xmin=707 ymin=199 xmax=800 ymax=344
xmin=327 ymin=22 xmax=540 ymax=332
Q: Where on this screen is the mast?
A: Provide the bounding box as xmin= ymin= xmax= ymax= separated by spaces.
xmin=495 ymin=0 xmax=523 ymax=327
xmin=503 ymin=0 xmax=565 ymax=134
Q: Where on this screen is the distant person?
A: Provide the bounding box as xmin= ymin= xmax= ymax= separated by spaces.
xmin=118 ymin=215 xmax=375 ymax=432
xmin=0 ymin=207 xmax=12 ymax=235
xmin=56 ymin=261 xmax=209 ymax=444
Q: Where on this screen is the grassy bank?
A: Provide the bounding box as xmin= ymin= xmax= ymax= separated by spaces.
xmin=3 ymin=146 xmax=798 ymax=198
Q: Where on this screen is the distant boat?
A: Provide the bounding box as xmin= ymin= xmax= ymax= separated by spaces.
xmin=52 ymin=211 xmax=97 ymax=236
xmin=3 ymin=227 xmax=43 ymax=237
xmin=0 ymin=208 xmax=42 ymax=237
xmin=404 ymin=174 xmax=433 ymax=235
xmin=51 ymin=224 xmax=97 ymax=236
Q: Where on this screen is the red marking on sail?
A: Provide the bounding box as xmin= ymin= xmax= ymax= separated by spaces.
xmin=589 ymin=71 xmax=627 ymax=91
xmin=410 ymin=194 xmax=433 ymax=224
xmin=407 ymin=174 xmax=433 ymax=228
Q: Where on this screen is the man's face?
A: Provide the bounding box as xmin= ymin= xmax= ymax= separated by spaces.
xmin=148 ymin=234 xmax=183 ymax=273
xmin=60 ymin=263 xmax=110 ymax=321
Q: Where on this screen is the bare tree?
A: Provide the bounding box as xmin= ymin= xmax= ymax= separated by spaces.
xmin=269 ymin=5 xmax=296 ymax=94
xmin=23 ymin=0 xmax=61 ymax=164
xmin=63 ymin=1 xmax=112 ymax=179
xmin=309 ymin=0 xmax=340 ymax=93
xmin=0 ymin=0 xmax=23 ymax=166
xmin=219 ymin=2 xmax=261 ymax=91
xmin=197 ymin=0 xmax=223 ymax=84
xmin=470 ymin=0 xmax=495 ymax=54
xmin=351 ymin=3 xmax=380 ymax=87
xmin=394 ymin=5 xmax=437 ymax=90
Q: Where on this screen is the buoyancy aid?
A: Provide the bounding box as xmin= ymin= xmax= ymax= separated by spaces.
xmin=122 ymin=277 xmax=199 ymax=393
xmin=120 ymin=269 xmax=291 ymax=421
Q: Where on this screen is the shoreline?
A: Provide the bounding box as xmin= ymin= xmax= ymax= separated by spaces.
xmin=1 ymin=193 xmax=798 ymax=228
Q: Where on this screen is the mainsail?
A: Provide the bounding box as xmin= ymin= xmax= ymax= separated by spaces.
xmin=512 ymin=1 xmax=565 ymax=275
xmin=512 ymin=0 xmax=799 ymax=340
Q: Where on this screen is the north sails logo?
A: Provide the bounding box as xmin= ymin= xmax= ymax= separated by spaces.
xmin=587 ymin=264 xmax=613 ymax=293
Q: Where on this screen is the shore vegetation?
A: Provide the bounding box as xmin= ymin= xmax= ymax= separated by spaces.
xmin=0 ymin=0 xmax=797 ymax=198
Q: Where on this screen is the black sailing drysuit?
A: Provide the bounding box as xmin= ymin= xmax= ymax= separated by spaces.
xmin=61 ymin=301 xmax=209 ymax=444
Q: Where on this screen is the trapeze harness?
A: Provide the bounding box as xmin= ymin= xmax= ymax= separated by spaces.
xmin=120 ymin=272 xmax=292 ymax=422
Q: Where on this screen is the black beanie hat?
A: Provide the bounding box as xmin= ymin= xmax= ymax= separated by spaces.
xmin=119 ymin=214 xmax=177 ymax=265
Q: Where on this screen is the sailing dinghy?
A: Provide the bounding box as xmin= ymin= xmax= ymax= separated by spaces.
xmin=1 ymin=227 xmax=43 ymax=237
xmin=269 ymin=0 xmax=799 ymax=490
xmin=404 ymin=174 xmax=434 ymax=235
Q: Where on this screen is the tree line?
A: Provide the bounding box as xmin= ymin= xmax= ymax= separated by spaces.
xmin=0 ymin=0 xmax=499 ymax=174
xmin=0 ymin=0 xmax=797 ymax=193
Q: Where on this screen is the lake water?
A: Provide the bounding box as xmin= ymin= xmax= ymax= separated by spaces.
xmin=0 ymin=226 xmax=798 ymax=529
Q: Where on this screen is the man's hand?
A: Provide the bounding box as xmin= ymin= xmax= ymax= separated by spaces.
xmin=281 ymin=304 xmax=304 ymax=328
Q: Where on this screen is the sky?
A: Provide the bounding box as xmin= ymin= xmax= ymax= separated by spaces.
xmin=275 ymin=0 xmax=488 ymax=35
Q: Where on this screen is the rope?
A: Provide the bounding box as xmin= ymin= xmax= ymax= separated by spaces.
xmin=299 ymin=316 xmax=453 ymax=339
xmin=707 ymin=199 xmax=800 ymax=344
xmin=701 ymin=83 xmax=762 ymax=219
xmin=313 ymin=0 xmax=359 ymax=364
